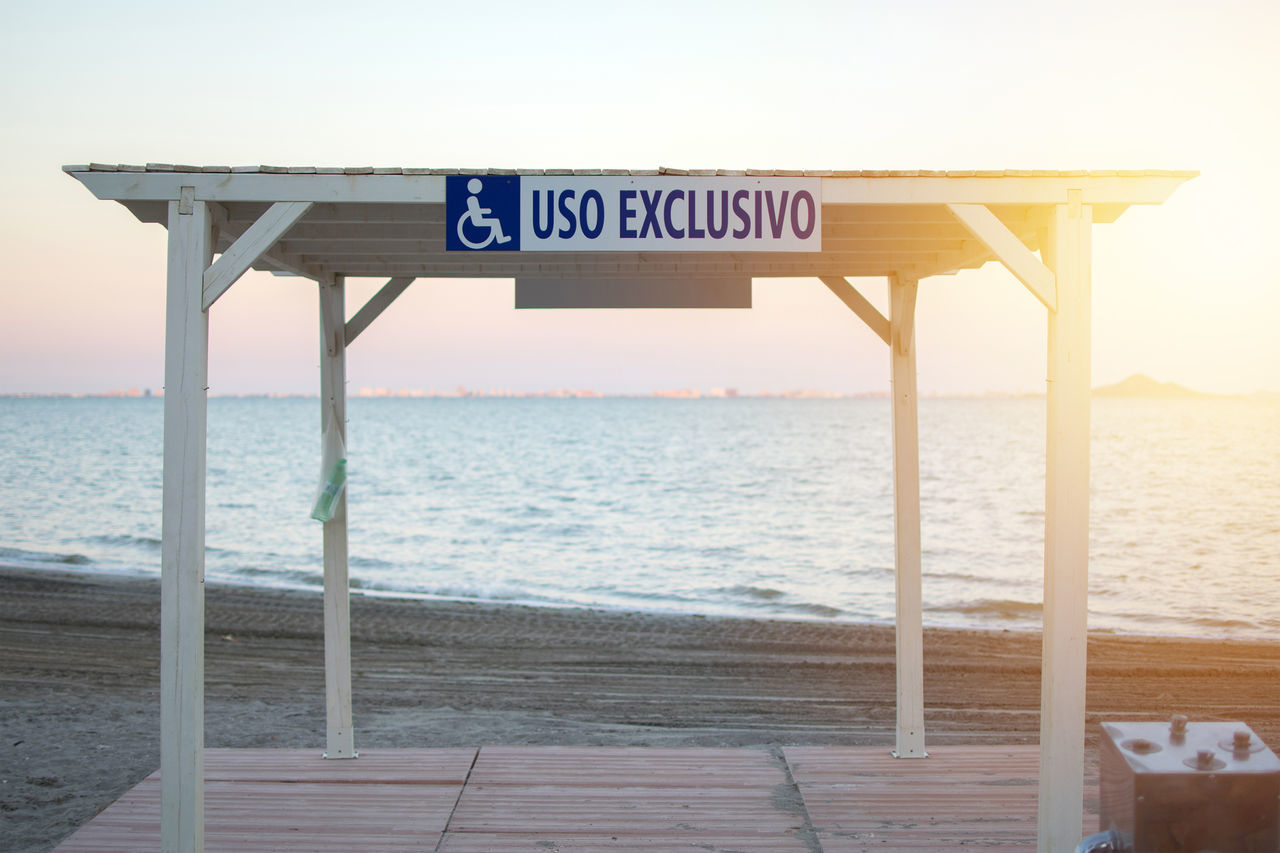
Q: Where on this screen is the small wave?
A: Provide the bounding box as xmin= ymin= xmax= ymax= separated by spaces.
xmin=225 ymin=566 xmax=321 ymax=588
xmin=789 ymin=602 xmax=843 ymax=617
xmin=86 ymin=534 xmax=162 ymax=550
xmin=1138 ymin=611 xmax=1259 ymax=633
xmin=925 ymin=570 xmax=1010 ymax=585
xmin=721 ymin=584 xmax=785 ymax=601
xmin=349 ymin=555 xmax=396 ymax=570
xmin=0 ymin=546 xmax=94 ymax=567
xmin=698 ymin=545 xmax=746 ymax=559
xmin=371 ymin=580 xmax=535 ymax=603
xmin=934 ymin=598 xmax=1043 ymax=619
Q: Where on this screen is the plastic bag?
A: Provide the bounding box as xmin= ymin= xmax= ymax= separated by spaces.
xmin=310 ymin=408 xmax=347 ymax=522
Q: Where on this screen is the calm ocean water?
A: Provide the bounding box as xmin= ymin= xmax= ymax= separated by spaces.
xmin=1 ymin=396 xmax=1276 ymax=639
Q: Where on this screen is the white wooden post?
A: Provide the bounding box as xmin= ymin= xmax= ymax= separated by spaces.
xmin=160 ymin=190 xmax=212 ymax=852
xmin=1038 ymin=192 xmax=1092 ymax=852
xmin=889 ymin=273 xmax=926 ymax=758
xmin=319 ymin=273 xmax=357 ymax=759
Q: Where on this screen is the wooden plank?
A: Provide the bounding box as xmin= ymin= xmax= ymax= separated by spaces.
xmin=160 ymin=198 xmax=212 ymax=853
xmin=201 ymin=747 xmax=477 ymax=783
xmin=785 ymin=746 xmax=1097 ymax=853
xmin=275 ymin=221 xmax=977 ymax=241
xmin=69 ymin=170 xmax=1193 ymax=208
xmin=469 ymin=746 xmax=784 ymax=788
xmin=786 ymin=745 xmax=1042 ymax=784
xmin=448 ymin=785 xmax=802 ymax=835
xmin=72 ymin=171 xmax=449 ymax=203
xmin=345 ymin=277 xmax=414 ymax=345
xmin=212 ymin=225 xmax=318 ymax=281
xmin=201 ymin=201 xmax=313 ymax=309
xmin=329 ymin=262 xmax=946 ymax=280
xmin=297 ymin=251 xmax=941 ymax=267
xmin=946 ymin=203 xmax=1057 ymax=311
xmin=275 ymin=236 xmax=968 ymax=255
xmin=439 ymin=833 xmax=810 ymax=851
xmin=450 ymin=747 xmax=805 ymax=848
xmin=819 ymin=276 xmax=890 ymax=345
xmin=57 ymin=779 xmax=456 ymax=852
xmin=252 ymin=244 xmax=321 ymax=280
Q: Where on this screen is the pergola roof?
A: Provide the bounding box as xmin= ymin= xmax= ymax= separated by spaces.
xmin=65 ymin=164 xmax=1196 ymax=283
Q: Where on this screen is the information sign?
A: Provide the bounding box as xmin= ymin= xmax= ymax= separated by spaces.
xmin=447 ymin=176 xmax=821 ymax=252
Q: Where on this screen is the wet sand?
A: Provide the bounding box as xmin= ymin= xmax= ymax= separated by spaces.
xmin=1 ymin=567 xmax=1277 ymax=852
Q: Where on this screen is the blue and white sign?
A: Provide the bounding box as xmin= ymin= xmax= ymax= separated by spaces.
xmin=445 ymin=176 xmax=821 ymax=252
xmin=446 ymin=175 xmax=522 ymax=251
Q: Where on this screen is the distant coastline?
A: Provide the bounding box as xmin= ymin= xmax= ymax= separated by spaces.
xmin=3 ymin=374 xmax=1277 ymax=400
xmin=1092 ymin=373 xmax=1280 ymax=400
xmin=1091 ymin=373 xmax=1205 ymax=397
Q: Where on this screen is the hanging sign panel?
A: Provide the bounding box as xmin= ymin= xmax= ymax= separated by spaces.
xmin=515 ymin=277 xmax=751 ymax=309
xmin=446 ymin=176 xmax=821 ymax=253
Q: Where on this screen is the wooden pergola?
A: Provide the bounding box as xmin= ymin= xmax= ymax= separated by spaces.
xmin=66 ymin=163 xmax=1194 ymax=852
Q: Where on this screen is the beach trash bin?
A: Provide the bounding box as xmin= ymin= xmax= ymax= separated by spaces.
xmin=1095 ymin=717 xmax=1280 ymax=852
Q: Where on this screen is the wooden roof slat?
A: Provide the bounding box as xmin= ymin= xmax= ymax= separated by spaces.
xmin=278 ymin=237 xmax=969 ymax=257
xmin=65 ymin=163 xmax=1200 ymax=178
xmin=276 ymin=221 xmax=975 ymax=243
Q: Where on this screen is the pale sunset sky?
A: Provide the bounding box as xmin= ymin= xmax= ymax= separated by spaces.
xmin=1 ymin=1 xmax=1276 ymax=396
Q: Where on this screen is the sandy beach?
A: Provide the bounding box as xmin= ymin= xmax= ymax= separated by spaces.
xmin=2 ymin=567 xmax=1277 ymax=853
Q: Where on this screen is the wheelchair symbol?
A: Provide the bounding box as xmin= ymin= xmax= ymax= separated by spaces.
xmin=455 ymin=178 xmax=513 ymax=249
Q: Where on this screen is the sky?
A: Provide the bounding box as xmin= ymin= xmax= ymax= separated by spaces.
xmin=1 ymin=0 xmax=1277 ymax=396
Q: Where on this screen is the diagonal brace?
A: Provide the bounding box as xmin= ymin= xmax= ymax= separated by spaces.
xmin=820 ymin=276 xmax=890 ymax=345
xmin=345 ymin=277 xmax=415 ymax=346
xmin=945 ymin=204 xmax=1056 ymax=312
xmin=202 ymin=201 xmax=313 ymax=310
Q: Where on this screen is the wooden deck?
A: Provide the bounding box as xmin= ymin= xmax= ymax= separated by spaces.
xmin=56 ymin=745 xmax=1098 ymax=852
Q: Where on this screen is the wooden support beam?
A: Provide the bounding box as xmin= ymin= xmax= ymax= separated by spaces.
xmin=201 ymin=201 xmax=313 ymax=309
xmin=255 ymin=245 xmax=321 ymax=280
xmin=818 ymin=276 xmax=890 ymax=345
xmin=161 ymin=198 xmax=213 ymax=852
xmin=1037 ymin=192 xmax=1092 ymax=853
xmin=889 ymin=273 xmax=925 ymax=759
xmin=946 ymin=203 xmax=1057 ymax=312
xmin=345 ymin=277 xmax=415 ymax=346
xmin=212 ymin=228 xmax=317 ymax=281
xmin=319 ymin=274 xmax=356 ymax=761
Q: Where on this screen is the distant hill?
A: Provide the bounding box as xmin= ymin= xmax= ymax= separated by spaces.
xmin=1092 ymin=374 xmax=1205 ymax=397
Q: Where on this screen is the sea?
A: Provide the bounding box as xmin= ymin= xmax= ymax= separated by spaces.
xmin=1 ymin=395 xmax=1276 ymax=640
